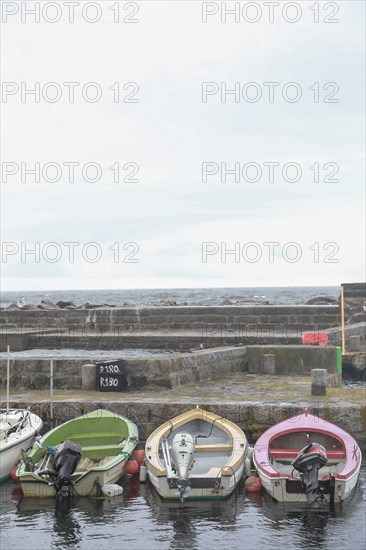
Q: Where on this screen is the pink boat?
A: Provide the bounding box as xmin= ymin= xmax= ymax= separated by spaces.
xmin=253 ymin=410 xmax=362 ymax=506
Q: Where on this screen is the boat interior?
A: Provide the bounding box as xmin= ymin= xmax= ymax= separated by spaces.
xmin=29 ymin=423 xmax=132 ymax=478
xmin=37 ymin=415 xmax=132 ymax=460
xmin=32 ymin=434 xmax=129 ymax=479
xmin=269 ymin=431 xmax=346 ymax=478
xmin=168 ymin=419 xmax=232 ymax=446
xmin=0 ymin=410 xmax=32 ymax=442
xmin=159 ymin=419 xmax=233 ymax=478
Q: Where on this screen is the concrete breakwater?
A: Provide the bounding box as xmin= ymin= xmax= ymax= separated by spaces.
xmin=0 ymin=347 xmax=246 ymax=391
xmin=0 ymin=304 xmax=341 ymax=331
xmin=342 ymin=282 xmax=366 ymax=324
xmin=0 ymin=304 xmax=341 ymax=351
xmin=0 ymin=345 xmax=341 ymax=391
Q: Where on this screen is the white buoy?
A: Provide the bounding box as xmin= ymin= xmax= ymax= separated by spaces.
xmin=244 ymin=456 xmax=252 ymax=477
xmin=139 ymin=463 xmax=147 ymax=482
xmin=102 ymin=484 xmax=123 ymax=497
xmin=246 ymin=446 xmax=254 ymax=462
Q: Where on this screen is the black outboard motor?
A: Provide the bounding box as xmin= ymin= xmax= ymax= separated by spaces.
xmin=292 ymin=443 xmax=327 ymax=506
xmin=53 ymin=440 xmax=82 ymax=498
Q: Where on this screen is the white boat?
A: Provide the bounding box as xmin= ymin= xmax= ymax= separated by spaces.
xmin=0 ymin=409 xmax=43 ymax=482
xmin=145 ymin=407 xmax=249 ymax=501
xmin=253 ymin=410 xmax=362 ymax=506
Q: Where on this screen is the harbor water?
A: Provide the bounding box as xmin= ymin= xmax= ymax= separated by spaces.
xmin=0 ymin=286 xmax=339 ymax=308
xmin=1 ymin=284 xmax=363 ymax=548
xmin=1 ymin=461 xmax=365 ymax=550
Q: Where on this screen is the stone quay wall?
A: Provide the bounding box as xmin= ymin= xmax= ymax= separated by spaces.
xmin=7 ymin=400 xmax=366 ymax=447
xmin=342 ymin=282 xmax=366 ymax=324
xmin=247 ymin=345 xmax=339 ymax=376
xmin=0 ymin=305 xmax=341 ymax=351
xmin=0 ymin=347 xmax=247 ymax=391
xmin=0 ymin=345 xmax=342 ymax=391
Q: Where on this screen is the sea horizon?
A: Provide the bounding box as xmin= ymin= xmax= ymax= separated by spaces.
xmin=0 ymin=285 xmax=340 ymax=308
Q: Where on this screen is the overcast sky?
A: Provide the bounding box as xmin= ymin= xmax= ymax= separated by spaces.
xmin=1 ymin=1 xmax=365 ymax=291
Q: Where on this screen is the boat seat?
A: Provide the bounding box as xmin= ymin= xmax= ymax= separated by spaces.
xmin=75 ymin=456 xmax=115 ymax=472
xmin=166 ymin=443 xmax=232 ymax=452
xmin=81 ymin=440 xmax=127 ymax=458
xmin=65 ymin=433 xmax=125 ymax=447
xmin=319 ymin=462 xmax=345 ymax=477
xmin=272 ymin=459 xmax=345 ymax=477
xmin=194 ymin=444 xmax=232 ymax=452
xmin=270 ymin=448 xmax=346 ymax=460
xmin=272 ymin=460 xmax=301 ymax=477
xmin=192 ymin=467 xmax=222 ymax=478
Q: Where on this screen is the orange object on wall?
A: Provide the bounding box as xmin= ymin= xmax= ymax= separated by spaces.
xmin=302 ymin=332 xmax=328 ymax=346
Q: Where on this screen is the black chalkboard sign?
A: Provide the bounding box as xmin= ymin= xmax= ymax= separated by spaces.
xmin=96 ymin=359 xmax=128 ymax=392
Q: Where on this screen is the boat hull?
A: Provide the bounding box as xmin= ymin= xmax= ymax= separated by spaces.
xmin=19 ymin=457 xmax=127 ymax=497
xmin=147 ymin=462 xmax=245 ymax=500
xmin=145 ymin=407 xmax=248 ymax=501
xmin=0 ymin=410 xmax=43 ymax=483
xmin=253 ymin=411 xmax=362 ymax=504
xmin=254 ymin=457 xmax=361 ymax=504
xmin=17 ymin=409 xmax=138 ymax=497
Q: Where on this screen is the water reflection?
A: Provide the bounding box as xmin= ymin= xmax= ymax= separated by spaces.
xmin=1 ymin=463 xmax=364 ymax=550
xmin=258 ymin=483 xmax=364 ymax=550
xmin=53 ymin=498 xmax=82 ymax=547
xmin=143 ymin=482 xmax=246 ymax=550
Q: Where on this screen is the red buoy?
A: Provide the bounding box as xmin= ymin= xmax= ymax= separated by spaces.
xmin=11 ymin=484 xmax=23 ymax=501
xmin=124 ymin=458 xmax=139 ymax=475
xmin=11 ymin=465 xmax=19 ymax=482
xmin=245 ymin=475 xmax=262 ymax=493
xmin=132 ymin=449 xmax=145 ymax=466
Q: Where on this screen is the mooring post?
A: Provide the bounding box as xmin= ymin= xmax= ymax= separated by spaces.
xmin=82 ymin=363 xmax=97 ymax=391
xmin=263 ymin=354 xmax=276 ymax=374
xmin=311 ymin=368 xmax=327 ymax=396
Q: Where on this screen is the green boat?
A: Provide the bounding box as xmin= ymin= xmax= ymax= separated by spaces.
xmin=17 ymin=409 xmax=138 ymax=498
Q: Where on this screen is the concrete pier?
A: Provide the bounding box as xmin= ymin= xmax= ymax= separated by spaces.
xmin=311 ymin=369 xmax=327 ymax=396
xmin=263 ymin=354 xmax=276 ymax=374
xmin=0 ymin=345 xmax=342 ymax=391
xmin=5 ymin=377 xmax=366 ymax=447
xmin=0 ymin=304 xmax=341 ymax=351
xmin=1 ymin=292 xmax=364 ymax=447
xmin=82 ymin=363 xmax=96 ymax=391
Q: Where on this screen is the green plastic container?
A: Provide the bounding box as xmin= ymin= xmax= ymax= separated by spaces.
xmin=336 ymin=346 xmax=342 ymax=375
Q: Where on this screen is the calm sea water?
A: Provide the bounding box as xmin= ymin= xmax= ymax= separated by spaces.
xmin=0 ymin=286 xmax=339 ymax=308
xmin=1 ymin=465 xmax=365 ymax=550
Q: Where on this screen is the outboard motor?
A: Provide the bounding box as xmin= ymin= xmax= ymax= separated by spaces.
xmin=171 ymin=433 xmax=195 ymax=501
xmin=53 ymin=440 xmax=82 ymax=498
xmin=292 ymin=443 xmax=327 ymax=506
